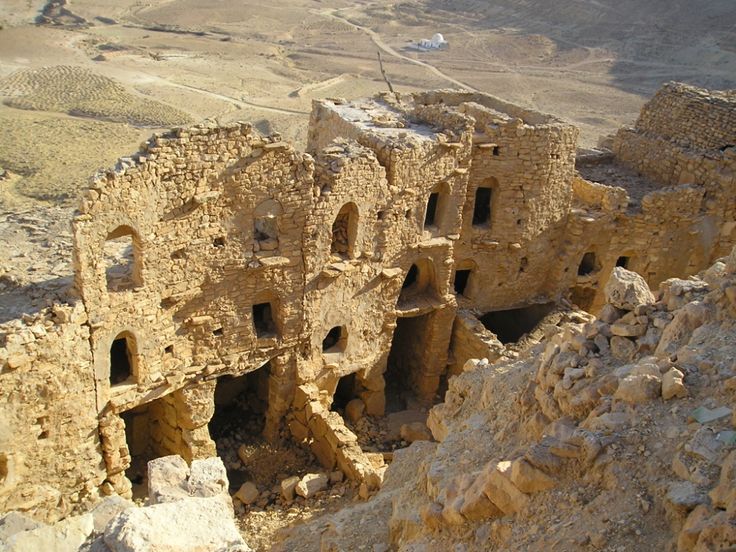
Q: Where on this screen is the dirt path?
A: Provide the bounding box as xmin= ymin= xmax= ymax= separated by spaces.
xmin=316 ymin=8 xmax=478 ymax=92
xmin=141 ymin=77 xmax=310 ymax=116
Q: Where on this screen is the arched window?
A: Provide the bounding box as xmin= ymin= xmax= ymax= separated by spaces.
xmin=616 ymin=255 xmax=631 ymax=269
xmin=110 ymin=331 xmax=137 ymax=385
xmin=399 ymin=258 xmax=438 ymax=305
xmin=104 ymin=226 xmax=142 ymax=292
xmin=254 ymin=199 xmax=283 ymax=253
xmin=331 ymin=203 xmax=359 ymax=259
xmin=578 ymin=251 xmax=600 ymax=276
xmin=322 ymin=325 xmax=348 ymax=353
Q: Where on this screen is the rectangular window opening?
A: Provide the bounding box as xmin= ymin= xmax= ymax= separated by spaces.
xmin=454 ymin=269 xmax=471 ymax=296
xmin=424 ymin=192 xmax=439 ymax=228
xmin=472 ymin=187 xmax=492 ymax=227
xmin=253 ymin=303 xmax=276 ymax=338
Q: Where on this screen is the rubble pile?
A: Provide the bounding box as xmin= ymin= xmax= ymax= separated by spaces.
xmin=277 ymin=248 xmax=736 ymax=551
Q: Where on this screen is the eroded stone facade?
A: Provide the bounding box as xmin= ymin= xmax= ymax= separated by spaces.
xmin=0 ymin=82 xmax=733 ymax=522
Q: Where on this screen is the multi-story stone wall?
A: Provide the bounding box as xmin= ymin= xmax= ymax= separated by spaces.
xmin=568 ymin=83 xmax=736 ymax=312
xmin=414 ymin=93 xmax=579 ymax=312
xmin=305 ymin=96 xmax=474 ymax=407
xmin=72 ymin=123 xmax=314 ymax=496
xmin=0 ymin=83 xmax=733 ymax=522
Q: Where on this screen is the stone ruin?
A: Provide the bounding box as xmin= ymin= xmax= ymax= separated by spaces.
xmin=0 ymin=82 xmax=733 ymax=533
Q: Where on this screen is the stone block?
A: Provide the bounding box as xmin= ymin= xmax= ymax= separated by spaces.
xmin=295 ymin=473 xmax=329 ymax=499
xmin=104 ymin=495 xmax=249 ymax=552
xmin=479 ymin=461 xmax=528 ymax=515
xmin=234 ymin=482 xmax=259 ymax=505
xmin=280 ymin=476 xmax=300 ymax=502
xmin=310 ymin=438 xmax=336 ymax=471
xmin=604 ymin=267 xmax=655 ymax=310
xmin=509 ymin=458 xmax=556 ymax=494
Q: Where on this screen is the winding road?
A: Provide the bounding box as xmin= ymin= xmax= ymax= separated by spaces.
xmin=315 ymin=8 xmax=478 ymax=92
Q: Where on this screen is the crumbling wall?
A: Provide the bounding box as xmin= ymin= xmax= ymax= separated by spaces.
xmin=72 ymin=123 xmax=313 ymax=495
xmin=568 ymin=83 xmax=736 ymax=313
xmin=290 ymin=385 xmax=384 ymax=489
xmin=625 ymin=82 xmax=736 ymax=152
xmin=447 ymin=311 xmax=504 ymax=377
xmin=0 ymin=304 xmax=104 ymax=523
xmin=74 ymin=123 xmax=311 ymax=411
xmin=449 ymin=99 xmax=579 ymax=312
xmin=304 ymin=98 xmax=475 ymax=406
xmin=1 ymin=83 xmax=733 ymax=523
xmin=298 ymin=140 xmax=393 ymax=414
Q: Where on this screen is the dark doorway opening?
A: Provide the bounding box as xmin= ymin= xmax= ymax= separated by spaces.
xmin=616 ymin=256 xmax=630 ymax=269
xmin=110 ymin=336 xmax=133 ymax=385
xmin=209 ymin=364 xmax=270 ymax=492
xmin=207 ymin=363 xmax=321 ymax=506
xmin=424 ymin=193 xmax=439 ymax=228
xmin=472 ymin=187 xmax=492 ymax=226
xmin=332 ymin=372 xmax=357 ymax=412
xmin=578 ymin=252 xmax=599 ymax=276
xmin=454 ymin=269 xmax=471 ymax=296
xmin=253 ymin=302 xmax=276 ymax=338
xmin=385 ymin=313 xmax=431 ymax=412
xmin=480 ymin=303 xmax=556 ymax=344
xmin=121 ymin=396 xmax=170 ymax=499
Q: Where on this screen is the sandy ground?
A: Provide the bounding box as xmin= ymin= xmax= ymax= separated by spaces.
xmin=0 ymin=0 xmax=734 ymax=544
xmin=1 ymin=1 xmax=734 ymax=199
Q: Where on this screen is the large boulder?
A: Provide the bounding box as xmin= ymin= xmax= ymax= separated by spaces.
xmin=604 ymin=267 xmax=655 ymax=311
xmin=103 ymin=495 xmax=250 ymax=552
xmin=4 ymin=513 xmax=93 ymax=552
xmin=0 ymin=512 xmax=44 ymax=542
xmin=102 ymin=454 xmax=251 ymax=551
xmin=188 ymin=457 xmax=229 ymax=499
xmin=147 ymin=455 xmax=190 ymax=504
xmin=148 ymin=455 xmax=229 ymax=505
xmin=89 ymin=496 xmax=135 ymax=533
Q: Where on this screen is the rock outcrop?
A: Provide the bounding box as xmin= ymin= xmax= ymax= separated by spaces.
xmin=276 ymin=251 xmax=736 ymax=551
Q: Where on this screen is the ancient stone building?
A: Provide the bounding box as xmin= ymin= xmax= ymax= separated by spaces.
xmin=0 ymin=82 xmax=733 ymax=522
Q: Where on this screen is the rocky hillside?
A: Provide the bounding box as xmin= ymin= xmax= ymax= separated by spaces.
xmin=278 ymin=247 xmax=736 ymax=551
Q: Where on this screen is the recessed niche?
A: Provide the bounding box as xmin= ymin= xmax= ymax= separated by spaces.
xmin=322 ymin=326 xmax=347 ymax=353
